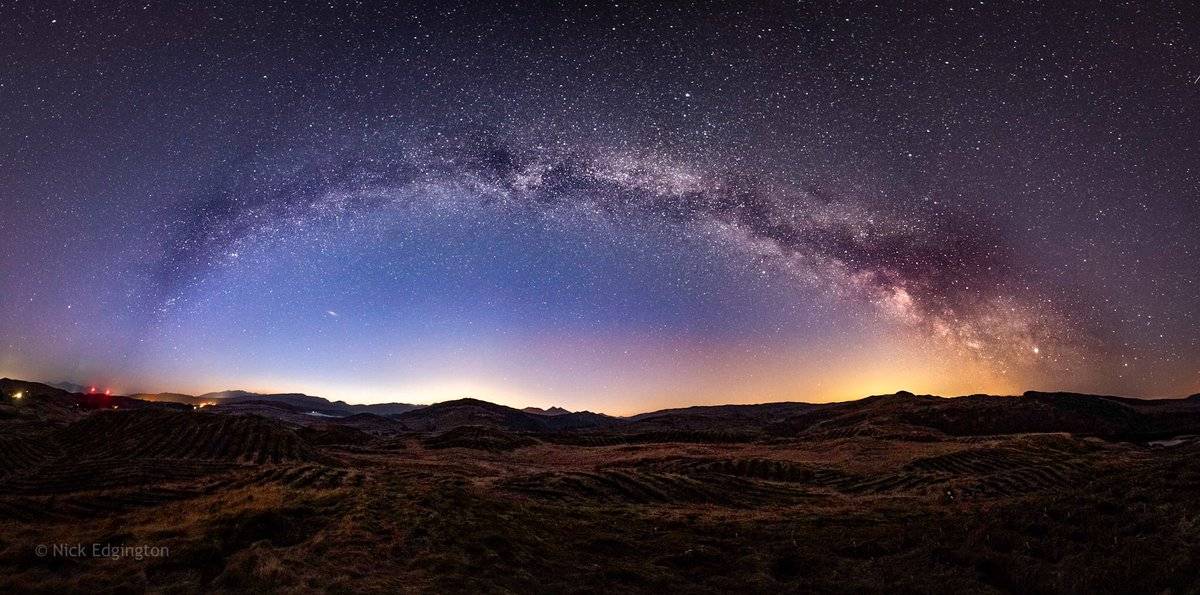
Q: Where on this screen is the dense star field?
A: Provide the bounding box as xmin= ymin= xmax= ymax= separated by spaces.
xmin=2 ymin=1 xmax=1198 ymax=411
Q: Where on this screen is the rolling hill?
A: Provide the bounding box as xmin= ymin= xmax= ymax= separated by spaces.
xmin=6 ymin=376 xmax=1200 ymax=592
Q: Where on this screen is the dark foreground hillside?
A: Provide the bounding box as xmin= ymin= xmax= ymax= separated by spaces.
xmin=2 ymin=378 xmax=1200 ymax=593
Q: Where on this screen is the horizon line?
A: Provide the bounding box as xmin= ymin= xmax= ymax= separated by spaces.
xmin=7 ymin=376 xmax=1199 ymax=418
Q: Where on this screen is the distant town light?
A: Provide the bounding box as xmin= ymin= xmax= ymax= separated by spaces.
xmin=12 ymin=391 xmax=23 ymax=400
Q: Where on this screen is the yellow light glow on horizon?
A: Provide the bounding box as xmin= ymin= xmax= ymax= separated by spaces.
xmin=243 ymin=374 xmax=550 ymax=410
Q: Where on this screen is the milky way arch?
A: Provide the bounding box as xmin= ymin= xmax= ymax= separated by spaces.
xmin=152 ymin=132 xmax=1084 ymax=376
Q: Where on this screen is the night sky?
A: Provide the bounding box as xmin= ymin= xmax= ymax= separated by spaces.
xmin=2 ymin=1 xmax=1198 ymax=413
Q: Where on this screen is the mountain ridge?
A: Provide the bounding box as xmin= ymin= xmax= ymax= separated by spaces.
xmin=10 ymin=378 xmax=1200 ymax=440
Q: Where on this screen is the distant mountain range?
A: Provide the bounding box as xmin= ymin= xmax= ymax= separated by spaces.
xmin=130 ymin=389 xmax=424 ymax=416
xmin=522 ymin=406 xmax=571 ymax=416
xmin=91 ymin=386 xmax=582 ymax=420
xmin=9 ymin=378 xmax=1200 ymax=442
xmin=48 ymin=381 xmax=88 ymax=394
xmin=397 ymin=398 xmax=614 ymax=432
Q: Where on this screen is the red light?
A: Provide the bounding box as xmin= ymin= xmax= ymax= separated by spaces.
xmin=105 ymin=389 xmax=111 ymax=396
xmin=88 ymin=386 xmax=96 ymax=394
